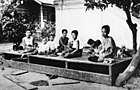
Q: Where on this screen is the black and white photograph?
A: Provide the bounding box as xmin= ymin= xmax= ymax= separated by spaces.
xmin=0 ymin=0 xmax=140 ymax=90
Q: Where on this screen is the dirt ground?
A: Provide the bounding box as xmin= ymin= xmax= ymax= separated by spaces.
xmin=0 ymin=43 xmax=13 ymax=53
xmin=0 ymin=43 xmax=140 ymax=90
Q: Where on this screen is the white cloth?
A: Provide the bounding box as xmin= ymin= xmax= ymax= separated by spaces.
xmin=72 ymin=39 xmax=79 ymax=49
xmin=46 ymin=41 xmax=56 ymax=51
xmin=38 ymin=43 xmax=47 ymax=52
xmin=22 ymin=36 xmax=33 ymax=46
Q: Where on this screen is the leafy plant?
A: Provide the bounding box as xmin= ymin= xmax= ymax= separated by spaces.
xmin=0 ymin=0 xmax=37 ymax=43
xmin=1 ymin=0 xmax=56 ymax=43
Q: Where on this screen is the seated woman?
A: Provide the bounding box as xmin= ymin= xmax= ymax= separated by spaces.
xmin=46 ymin=34 xmax=57 ymax=55
xmin=22 ymin=37 xmax=48 ymax=57
xmin=88 ymin=25 xmax=116 ymax=62
xmin=37 ymin=38 xmax=48 ymax=55
xmin=22 ymin=30 xmax=35 ymax=51
xmin=61 ymin=30 xmax=82 ymax=58
xmin=20 ymin=30 xmax=37 ymax=58
xmin=21 ymin=43 xmax=38 ymax=58
xmin=57 ymin=29 xmax=69 ymax=52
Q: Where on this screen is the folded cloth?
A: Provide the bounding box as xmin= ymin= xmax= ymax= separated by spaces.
xmin=103 ymin=58 xmax=115 ymax=64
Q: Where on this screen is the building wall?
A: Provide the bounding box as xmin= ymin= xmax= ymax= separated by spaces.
xmin=54 ymin=0 xmax=140 ymax=49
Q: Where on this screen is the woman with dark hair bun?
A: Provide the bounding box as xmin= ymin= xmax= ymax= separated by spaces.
xmin=61 ymin=30 xmax=82 ymax=58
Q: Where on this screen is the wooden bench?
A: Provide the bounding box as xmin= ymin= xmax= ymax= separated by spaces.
xmin=2 ymin=51 xmax=132 ymax=85
xmin=3 ymin=51 xmax=28 ymax=62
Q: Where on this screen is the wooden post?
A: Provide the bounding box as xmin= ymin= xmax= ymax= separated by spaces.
xmin=40 ymin=4 xmax=44 ymax=28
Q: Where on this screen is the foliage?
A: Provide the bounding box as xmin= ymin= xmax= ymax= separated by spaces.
xmin=1 ymin=9 xmax=37 ymax=43
xmin=41 ymin=21 xmax=56 ymax=39
xmin=84 ymin=0 xmax=140 ymax=18
xmin=0 ymin=0 xmax=56 ymax=43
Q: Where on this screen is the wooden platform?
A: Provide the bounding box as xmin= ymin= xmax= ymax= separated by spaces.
xmin=1 ymin=51 xmax=132 ymax=86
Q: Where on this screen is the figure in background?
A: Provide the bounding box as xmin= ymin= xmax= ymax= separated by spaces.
xmin=87 ymin=39 xmax=102 ymax=56
xmin=88 ymin=25 xmax=116 ymax=62
xmin=61 ymin=30 xmax=82 ymax=58
xmin=117 ymin=45 xmax=132 ymax=57
xmin=13 ymin=42 xmax=23 ymax=51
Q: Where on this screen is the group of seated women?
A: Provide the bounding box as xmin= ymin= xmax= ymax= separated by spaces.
xmin=13 ymin=25 xmax=132 ymax=63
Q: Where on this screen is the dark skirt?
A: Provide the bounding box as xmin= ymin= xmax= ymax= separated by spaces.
xmin=88 ymin=56 xmax=99 ymax=62
xmin=62 ymin=48 xmax=82 ymax=58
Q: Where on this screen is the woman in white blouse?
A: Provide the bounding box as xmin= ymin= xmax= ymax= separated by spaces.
xmin=22 ymin=30 xmax=35 ymax=50
xmin=62 ymin=30 xmax=82 ymax=58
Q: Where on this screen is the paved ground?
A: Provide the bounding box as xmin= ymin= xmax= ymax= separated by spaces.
xmin=0 ymin=43 xmax=140 ymax=90
xmin=0 ymin=67 xmax=128 ymax=90
xmin=0 ymin=68 xmax=24 ymax=90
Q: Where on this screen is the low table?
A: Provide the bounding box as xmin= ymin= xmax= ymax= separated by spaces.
xmin=2 ymin=51 xmax=132 ymax=85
